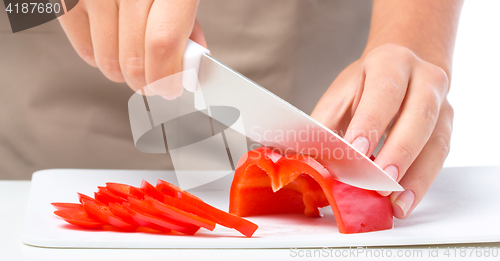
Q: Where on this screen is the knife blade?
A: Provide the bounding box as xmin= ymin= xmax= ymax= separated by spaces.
xmin=195 ymin=53 xmax=403 ymax=192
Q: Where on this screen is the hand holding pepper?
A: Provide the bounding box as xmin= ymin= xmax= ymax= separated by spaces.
xmin=312 ymin=0 xmax=463 ymax=219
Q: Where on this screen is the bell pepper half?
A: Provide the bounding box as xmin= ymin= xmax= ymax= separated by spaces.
xmin=229 ymin=146 xmax=393 ymax=234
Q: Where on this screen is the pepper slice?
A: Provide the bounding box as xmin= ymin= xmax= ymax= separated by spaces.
xmin=77 ymin=193 xmax=95 ymax=204
xmin=140 ymin=180 xmax=166 ymax=202
xmin=140 ymin=180 xmax=216 ymax=231
xmin=156 ymin=180 xmax=203 ymax=200
xmin=124 ymin=198 xmax=200 ymax=235
xmin=108 ymin=202 xmax=140 ymax=226
xmin=144 ymin=196 xmax=216 ymax=231
xmin=156 ymin=179 xmax=258 ymax=237
xmin=161 ymin=194 xmax=215 ymax=221
xmin=106 ymin=182 xmax=146 ymax=200
xmin=95 ymin=186 xmax=127 ymax=205
xmin=52 ymin=203 xmax=104 ymax=229
xmin=81 ymin=197 xmax=137 ymax=231
xmin=229 ymin=146 xmax=393 ymax=234
xmin=108 ymin=202 xmax=173 ymax=233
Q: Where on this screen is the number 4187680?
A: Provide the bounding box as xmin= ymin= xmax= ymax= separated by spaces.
xmin=5 ymin=2 xmax=61 ymax=14
xmin=444 ymin=247 xmax=498 ymax=258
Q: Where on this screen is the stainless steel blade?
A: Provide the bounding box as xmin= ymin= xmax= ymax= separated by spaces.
xmin=197 ymin=54 xmax=403 ymax=191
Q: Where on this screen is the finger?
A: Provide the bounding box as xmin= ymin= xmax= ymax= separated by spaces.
xmin=390 ymin=99 xmax=454 ymax=218
xmin=86 ymin=0 xmax=124 ymax=82
xmin=145 ymin=0 xmax=199 ymax=99
xmin=57 ymin=2 xmax=96 ymax=67
xmin=344 ymin=45 xmax=413 ymax=157
xmin=374 ymin=62 xmax=449 ymax=196
xmin=118 ymin=0 xmax=155 ymax=92
xmin=189 ymin=18 xmax=207 ymax=48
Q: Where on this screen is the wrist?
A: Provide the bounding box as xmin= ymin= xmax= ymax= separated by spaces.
xmin=362 ymin=0 xmax=464 ymax=80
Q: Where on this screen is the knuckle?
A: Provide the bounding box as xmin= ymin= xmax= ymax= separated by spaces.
xmin=377 ymin=76 xmax=401 ymax=98
xmin=430 ymin=134 xmax=452 ymax=160
xmin=370 ymin=44 xmax=415 ymax=64
xmin=147 ymin=31 xmax=179 ymax=52
xmin=447 ymin=103 xmax=455 ymax=120
xmin=364 ymin=44 xmax=418 ymax=70
xmin=427 ymin=63 xmax=450 ymax=89
xmin=368 ymin=75 xmax=404 ymax=104
xmin=419 ymin=97 xmax=440 ymax=128
xmin=359 ymin=113 xmax=383 ymax=136
xmin=80 ymin=48 xmax=96 ymax=66
xmin=122 ymin=57 xmax=145 ymax=82
xmin=394 ymin=142 xmax=415 ymax=166
xmin=97 ymin=57 xmax=122 ymax=79
xmin=414 ymin=171 xmax=432 ymax=194
xmin=442 ymin=100 xmax=455 ymax=120
xmin=391 ymin=45 xmax=415 ymax=64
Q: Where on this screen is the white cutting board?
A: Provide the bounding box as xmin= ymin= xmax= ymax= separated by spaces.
xmin=22 ymin=166 xmax=500 ymax=248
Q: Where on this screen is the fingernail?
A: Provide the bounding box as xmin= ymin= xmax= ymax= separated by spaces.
xmin=352 ymin=136 xmax=370 ymax=155
xmin=384 ymin=165 xmax=399 ymax=181
xmin=394 ymin=190 xmax=415 ymax=217
xmin=377 ymin=190 xmax=391 ymax=197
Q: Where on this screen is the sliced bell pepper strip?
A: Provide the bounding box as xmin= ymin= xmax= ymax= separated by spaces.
xmin=156 ymin=179 xmax=258 ymax=237
xmin=156 ymin=179 xmax=202 ymax=200
xmin=77 ymin=193 xmax=95 ymax=204
xmin=105 ymin=182 xmax=146 ymax=200
xmin=54 ymin=210 xmax=105 ymax=229
xmin=140 ymin=180 xmax=167 ymax=202
xmin=161 ymin=194 xmax=215 ymax=221
xmin=108 ymin=202 xmax=140 ymax=226
xmin=52 ymin=203 xmax=104 ymax=229
xmin=139 ymin=180 xmax=216 ymax=231
xmin=81 ymin=197 xmax=137 ymax=231
xmin=123 ymin=200 xmax=200 ymax=235
xmin=126 ymin=197 xmax=201 ymax=235
xmin=144 ymin=196 xmax=216 ymax=231
xmin=107 ymin=202 xmax=172 ymax=233
xmin=229 ymin=146 xmax=393 ymax=234
xmin=95 ymin=186 xmax=127 ymax=205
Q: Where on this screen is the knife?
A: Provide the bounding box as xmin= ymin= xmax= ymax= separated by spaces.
xmin=181 ymin=40 xmax=403 ymax=192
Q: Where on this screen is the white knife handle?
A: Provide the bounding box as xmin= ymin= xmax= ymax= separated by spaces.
xmin=182 ymin=39 xmax=210 ymax=92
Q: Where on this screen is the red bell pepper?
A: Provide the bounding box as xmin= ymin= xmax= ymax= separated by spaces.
xmin=95 ymin=187 xmax=127 ymax=205
xmin=81 ymin=196 xmax=138 ymax=231
xmin=52 ymin=180 xmax=258 ymax=237
xmin=156 ymin=179 xmax=259 ymax=237
xmin=53 ymin=209 xmax=104 ymax=229
xmin=123 ymin=198 xmax=200 ymax=235
xmin=229 ymin=146 xmax=393 ymax=234
xmin=106 ymin=182 xmax=146 ymax=200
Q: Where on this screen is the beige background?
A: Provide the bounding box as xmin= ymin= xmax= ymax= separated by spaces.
xmin=0 ymin=0 xmax=371 ymax=179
